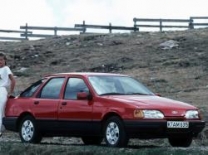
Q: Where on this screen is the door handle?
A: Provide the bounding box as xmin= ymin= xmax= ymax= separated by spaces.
xmin=34 ymin=101 xmax=39 ymax=105
xmin=61 ymin=102 xmax=67 ymax=105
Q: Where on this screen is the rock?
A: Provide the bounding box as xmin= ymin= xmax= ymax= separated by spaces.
xmin=150 ymin=77 xmax=167 ymax=83
xmin=50 ymin=60 xmax=61 ymax=65
xmin=97 ymin=43 xmax=103 ymax=46
xmin=178 ymin=60 xmax=190 ymax=68
xmin=14 ymin=55 xmax=21 ymax=60
xmin=112 ymin=40 xmax=123 ymax=45
xmin=18 ymin=67 xmax=29 ymax=72
xmin=159 ymin=40 xmax=179 ymax=50
xmin=135 ymin=41 xmax=142 ymax=45
xmin=119 ymin=57 xmax=133 ymax=63
xmin=66 ymin=42 xmax=71 ymax=46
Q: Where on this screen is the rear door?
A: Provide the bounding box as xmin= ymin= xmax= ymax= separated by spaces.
xmin=32 ymin=77 xmax=65 ymax=130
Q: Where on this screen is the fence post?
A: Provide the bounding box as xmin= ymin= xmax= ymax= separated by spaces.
xmin=189 ymin=18 xmax=194 ymax=29
xmin=109 ymin=23 xmax=112 ymax=33
xmin=54 ymin=26 xmax=57 ymax=36
xmin=83 ymin=21 xmax=86 ymax=33
xmin=25 ymin=23 xmax=28 ymax=40
xmin=133 ymin=18 xmax=138 ymax=32
xmin=159 ymin=19 xmax=162 ymax=32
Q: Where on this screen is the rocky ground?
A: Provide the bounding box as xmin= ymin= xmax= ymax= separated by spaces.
xmin=0 ymin=28 xmax=208 ymax=150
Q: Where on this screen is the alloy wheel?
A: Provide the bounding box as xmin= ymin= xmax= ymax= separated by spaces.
xmin=21 ymin=120 xmax=34 ymax=142
xmin=106 ymin=122 xmax=120 ymax=145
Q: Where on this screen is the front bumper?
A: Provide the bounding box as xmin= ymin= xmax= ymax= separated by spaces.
xmin=124 ymin=120 xmax=205 ymax=139
xmin=3 ymin=117 xmax=18 ymax=132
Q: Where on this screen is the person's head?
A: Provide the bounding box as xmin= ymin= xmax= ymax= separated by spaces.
xmin=0 ymin=52 xmax=7 ymax=67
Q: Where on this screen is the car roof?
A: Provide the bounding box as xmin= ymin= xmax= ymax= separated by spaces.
xmin=45 ymin=72 xmax=128 ymax=78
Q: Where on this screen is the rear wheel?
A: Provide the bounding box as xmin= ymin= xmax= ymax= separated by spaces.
xmin=168 ymin=136 xmax=193 ymax=147
xmin=19 ymin=115 xmax=42 ymax=144
xmin=82 ymin=136 xmax=103 ymax=145
xmin=104 ymin=116 xmax=129 ymax=147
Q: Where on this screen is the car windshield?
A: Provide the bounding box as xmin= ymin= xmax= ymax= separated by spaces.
xmin=88 ymin=75 xmax=154 ymax=96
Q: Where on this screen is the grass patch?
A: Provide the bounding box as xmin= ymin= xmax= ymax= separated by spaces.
xmin=0 ymin=142 xmax=208 ymax=155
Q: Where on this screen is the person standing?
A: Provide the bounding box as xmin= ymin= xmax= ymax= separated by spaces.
xmin=0 ymin=52 xmax=15 ymax=136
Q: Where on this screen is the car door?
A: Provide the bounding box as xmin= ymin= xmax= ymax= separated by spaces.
xmin=58 ymin=77 xmax=93 ymax=135
xmin=32 ymin=77 xmax=65 ymax=130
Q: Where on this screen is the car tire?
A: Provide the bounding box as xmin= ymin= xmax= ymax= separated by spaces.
xmin=168 ymin=136 xmax=193 ymax=147
xmin=82 ymin=136 xmax=103 ymax=145
xmin=104 ymin=116 xmax=129 ymax=147
xmin=19 ymin=115 xmax=42 ymax=144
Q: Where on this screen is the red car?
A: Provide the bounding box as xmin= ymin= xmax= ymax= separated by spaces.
xmin=3 ymin=73 xmax=205 ymax=147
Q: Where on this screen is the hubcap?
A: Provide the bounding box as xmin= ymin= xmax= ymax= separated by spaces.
xmin=21 ymin=120 xmax=34 ymax=141
xmin=106 ymin=122 xmax=119 ymax=145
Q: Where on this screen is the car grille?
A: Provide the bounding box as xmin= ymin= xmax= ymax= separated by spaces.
xmin=165 ymin=116 xmax=185 ymax=121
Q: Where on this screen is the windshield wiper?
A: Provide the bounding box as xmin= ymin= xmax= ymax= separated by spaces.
xmin=100 ymin=92 xmax=125 ymax=96
xmin=126 ymin=92 xmax=148 ymax=95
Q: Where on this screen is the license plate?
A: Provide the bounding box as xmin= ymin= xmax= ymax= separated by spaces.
xmin=167 ymin=121 xmax=189 ymax=128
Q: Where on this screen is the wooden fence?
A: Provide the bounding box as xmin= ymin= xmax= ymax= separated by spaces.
xmin=0 ymin=16 xmax=208 ymax=41
xmin=133 ymin=17 xmax=208 ymax=31
xmin=133 ymin=18 xmax=193 ymax=31
xmin=20 ymin=23 xmax=85 ymax=39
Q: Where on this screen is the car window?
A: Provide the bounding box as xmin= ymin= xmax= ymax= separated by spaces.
xmin=119 ymin=78 xmax=151 ymax=94
xmin=64 ymin=78 xmax=89 ymax=100
xmin=88 ymin=77 xmax=122 ymax=94
xmin=89 ymin=76 xmax=153 ymax=95
xmin=39 ymin=78 xmax=65 ymax=99
xmin=20 ymin=80 xmax=44 ymax=97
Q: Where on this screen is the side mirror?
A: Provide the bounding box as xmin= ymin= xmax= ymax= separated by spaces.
xmin=77 ymin=92 xmax=89 ymax=100
xmin=155 ymin=93 xmax=161 ymax=97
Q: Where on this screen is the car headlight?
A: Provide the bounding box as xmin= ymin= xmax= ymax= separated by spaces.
xmin=143 ymin=110 xmax=164 ymax=119
xmin=185 ymin=110 xmax=199 ymax=119
xmin=134 ymin=110 xmax=164 ymax=119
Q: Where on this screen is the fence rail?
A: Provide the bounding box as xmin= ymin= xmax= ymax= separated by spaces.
xmin=0 ymin=36 xmax=26 ymax=41
xmin=75 ymin=21 xmax=138 ymax=33
xmin=0 ymin=29 xmax=32 ymax=41
xmin=0 ymin=16 xmax=208 ymax=41
xmin=21 ymin=34 xmax=55 ymax=38
xmin=190 ymin=16 xmax=208 ymax=19
xmin=0 ymin=29 xmax=32 ymax=33
xmin=133 ymin=18 xmax=191 ymax=22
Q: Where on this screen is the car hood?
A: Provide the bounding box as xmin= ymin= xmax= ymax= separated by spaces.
xmin=104 ymin=95 xmax=197 ymax=117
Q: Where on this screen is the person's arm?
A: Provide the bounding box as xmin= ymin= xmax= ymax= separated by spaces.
xmin=8 ymin=74 xmax=16 ymax=96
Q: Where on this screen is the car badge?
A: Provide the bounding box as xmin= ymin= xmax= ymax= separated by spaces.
xmin=172 ymin=111 xmax=178 ymax=114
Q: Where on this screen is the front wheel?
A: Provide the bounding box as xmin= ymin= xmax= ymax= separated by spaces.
xmin=168 ymin=136 xmax=193 ymax=147
xmin=19 ymin=115 xmax=42 ymax=144
xmin=104 ymin=116 xmax=129 ymax=147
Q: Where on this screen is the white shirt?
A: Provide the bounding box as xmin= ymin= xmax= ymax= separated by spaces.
xmin=0 ymin=66 xmax=12 ymax=88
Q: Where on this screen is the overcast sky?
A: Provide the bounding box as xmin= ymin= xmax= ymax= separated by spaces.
xmin=0 ymin=0 xmax=208 ymax=35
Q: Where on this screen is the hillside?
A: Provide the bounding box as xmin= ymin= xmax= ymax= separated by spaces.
xmin=0 ymin=28 xmax=208 ymax=138
xmin=1 ymin=28 xmax=208 ymax=102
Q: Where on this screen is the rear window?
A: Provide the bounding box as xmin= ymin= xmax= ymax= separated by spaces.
xmin=20 ymin=79 xmax=44 ymax=97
